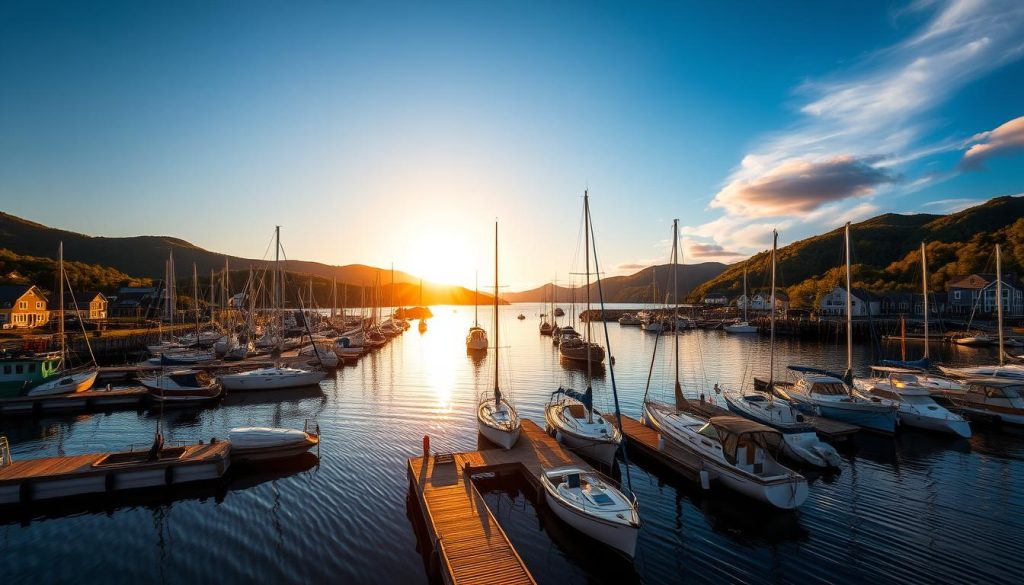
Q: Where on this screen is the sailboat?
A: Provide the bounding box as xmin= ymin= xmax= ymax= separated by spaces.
xmin=546 ymin=192 xmax=621 ymax=466
xmin=722 ymin=231 xmax=842 ymax=468
xmin=539 ymin=282 xmax=555 ymax=335
xmin=417 ymin=279 xmax=427 ymax=333
xmin=541 ymin=190 xmax=640 ymax=557
xmin=643 ymin=222 xmax=809 ymax=508
xmin=939 ymin=244 xmax=1024 ymax=381
xmin=476 ymin=222 xmax=521 ymax=450
xmin=773 ymin=222 xmax=897 ymax=433
xmin=466 ymin=272 xmax=488 ymax=351
xmin=25 ymin=243 xmax=99 ymax=397
xmin=640 ymin=271 xmax=663 ymax=333
xmin=558 ymin=216 xmax=606 ymax=365
xmin=724 ymin=266 xmax=758 ymax=334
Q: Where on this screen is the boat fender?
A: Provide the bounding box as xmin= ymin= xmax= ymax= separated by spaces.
xmin=165 ymin=466 xmax=175 ymax=485
xmin=699 ymin=470 xmax=711 ymax=490
xmin=19 ymin=480 xmax=33 ymax=503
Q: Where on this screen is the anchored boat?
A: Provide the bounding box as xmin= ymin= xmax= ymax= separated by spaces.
xmin=540 ymin=466 xmax=640 ymax=558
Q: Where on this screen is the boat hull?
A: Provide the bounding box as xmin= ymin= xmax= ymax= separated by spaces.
xmin=25 ymin=369 xmax=98 ymax=397
xmin=219 ymin=370 xmax=325 ymax=391
xmin=540 ymin=476 xmax=638 ymax=557
xmin=476 ymin=419 xmax=520 ymax=449
xmin=789 ymin=396 xmax=897 ymax=433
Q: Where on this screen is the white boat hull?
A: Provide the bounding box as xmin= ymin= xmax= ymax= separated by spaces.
xmin=219 ymin=369 xmax=326 ymax=391
xmin=26 ymin=369 xmax=98 ymax=397
xmin=541 ymin=473 xmax=639 ymax=558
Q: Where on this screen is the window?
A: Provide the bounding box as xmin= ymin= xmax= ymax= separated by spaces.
xmin=954 ymin=290 xmax=961 ymax=300
xmin=15 ymin=364 xmax=23 ymax=374
xmin=27 ymin=364 xmax=35 ymax=373
xmin=3 ymin=365 xmax=10 ymax=374
xmin=35 ymin=301 xmax=42 ymax=309
xmin=18 ymin=301 xmax=26 ymax=309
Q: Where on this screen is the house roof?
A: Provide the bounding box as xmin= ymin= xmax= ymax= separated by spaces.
xmin=0 ymin=285 xmax=46 ymax=307
xmin=67 ymin=291 xmax=106 ymax=305
xmin=947 ymin=273 xmax=1022 ymax=291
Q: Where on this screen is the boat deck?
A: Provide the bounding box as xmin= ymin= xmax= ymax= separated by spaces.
xmin=408 ymin=419 xmax=595 ymax=585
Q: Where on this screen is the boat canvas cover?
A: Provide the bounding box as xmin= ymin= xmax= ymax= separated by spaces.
xmin=709 ymin=416 xmax=784 ymax=465
xmin=169 ymin=370 xmax=213 ymax=387
xmin=552 ymin=386 xmax=592 ymax=411
xmin=229 ymin=427 xmax=308 ymax=449
xmin=881 ymin=357 xmax=929 ymax=370
xmin=788 ymin=365 xmax=852 ymax=385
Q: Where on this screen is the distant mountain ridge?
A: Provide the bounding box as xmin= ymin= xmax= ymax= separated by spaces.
xmin=504 ymin=262 xmax=727 ymax=303
xmin=0 ymin=212 xmax=495 ymax=304
xmin=688 ymin=195 xmax=1024 ymax=307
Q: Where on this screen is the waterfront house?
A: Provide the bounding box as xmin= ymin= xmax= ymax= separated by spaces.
xmin=65 ymin=291 xmax=108 ymax=321
xmin=947 ymin=273 xmax=1023 ymax=317
xmin=737 ymin=290 xmax=790 ymax=312
xmin=818 ymin=287 xmax=880 ymax=318
xmin=0 ymin=285 xmax=50 ymax=328
xmin=110 ymin=287 xmax=160 ymax=319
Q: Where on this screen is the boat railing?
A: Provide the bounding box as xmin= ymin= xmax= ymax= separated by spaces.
xmin=0 ymin=436 xmax=11 ymax=467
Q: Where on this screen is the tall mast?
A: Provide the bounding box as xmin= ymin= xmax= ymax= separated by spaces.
xmin=474 ymin=271 xmax=479 ymax=327
xmin=844 ymin=222 xmax=853 ymax=378
xmin=332 ymin=276 xmax=337 ymax=320
xmin=584 ymin=191 xmax=593 ymax=423
xmin=193 ymin=263 xmax=200 ymax=340
xmin=921 ymin=242 xmax=929 ymax=360
xmin=391 ymin=262 xmax=395 ymax=318
xmin=672 ymin=220 xmax=680 ymax=393
xmin=769 ymin=230 xmax=778 ymax=390
xmin=209 ymin=268 xmax=215 ymax=325
xmin=997 ymin=244 xmax=1004 ymax=366
xmin=743 ymin=267 xmax=748 ymax=322
xmin=493 ymin=221 xmax=500 ymax=407
xmin=58 ymin=242 xmax=65 ymax=360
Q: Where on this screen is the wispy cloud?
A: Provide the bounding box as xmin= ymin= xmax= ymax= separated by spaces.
xmin=920 ymin=197 xmax=983 ymax=213
xmin=696 ymin=0 xmax=1024 ymax=257
xmin=960 ymin=115 xmax=1024 ymax=169
xmin=688 ymin=243 xmax=744 ymax=258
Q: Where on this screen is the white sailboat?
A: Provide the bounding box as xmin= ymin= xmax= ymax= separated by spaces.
xmin=476 ymin=222 xmax=521 ymax=450
xmin=723 ymin=231 xmax=841 ymax=468
xmin=547 ymin=192 xmax=620 ymax=465
xmin=724 ymin=266 xmax=758 ymax=334
xmin=26 ymin=243 xmax=99 ymax=397
xmin=466 ymin=272 xmax=489 ymax=351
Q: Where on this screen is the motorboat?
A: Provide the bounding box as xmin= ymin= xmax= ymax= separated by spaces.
xmin=723 ymin=390 xmax=841 ymax=468
xmin=219 ymin=367 xmax=326 ymax=391
xmin=724 ymin=321 xmax=758 ymax=334
xmin=540 ymin=466 xmax=640 ymax=558
xmin=24 ymin=367 xmax=99 ymax=397
xmin=228 ymin=422 xmax=320 ymax=462
xmin=945 ymin=378 xmax=1024 ymax=425
xmin=545 ymin=387 xmax=621 ymax=466
xmin=140 ymin=370 xmax=223 ymax=404
xmin=475 ymin=221 xmax=521 ymax=450
xmin=774 ymin=369 xmax=898 ymax=433
xmin=853 ymin=366 xmax=971 ymax=437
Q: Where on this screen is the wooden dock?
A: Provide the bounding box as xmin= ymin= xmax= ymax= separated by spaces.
xmin=0 ymin=441 xmax=231 ymax=504
xmin=0 ymin=386 xmax=150 ymax=416
xmin=681 ymin=397 xmax=859 ymax=442
xmin=408 ymin=419 xmax=596 ymax=585
xmin=618 ymin=415 xmax=704 ymax=481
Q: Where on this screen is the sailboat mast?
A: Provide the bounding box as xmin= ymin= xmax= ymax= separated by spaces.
xmin=997 ymin=244 xmax=1004 ymax=365
xmin=493 ymin=221 xmax=500 ymax=406
xmin=193 ymin=263 xmax=200 ymax=339
xmin=921 ymin=242 xmax=929 ymax=359
xmin=584 ymin=191 xmax=593 ymax=424
xmin=209 ymin=269 xmax=215 ymax=324
xmin=58 ymin=242 xmax=65 ymax=360
xmin=769 ymin=230 xmax=778 ymax=387
xmin=672 ymin=220 xmax=680 ymax=389
xmin=844 ymin=222 xmax=853 ymax=376
xmin=474 ymin=271 xmax=479 ymax=327
xmin=743 ymin=267 xmax=748 ymax=322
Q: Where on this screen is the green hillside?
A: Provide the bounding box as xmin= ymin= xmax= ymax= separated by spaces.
xmin=689 ymin=195 xmax=1024 ymax=308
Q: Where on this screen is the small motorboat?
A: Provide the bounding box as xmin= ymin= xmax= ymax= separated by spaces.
xmin=25 ymin=367 xmax=99 ymax=397
xmin=945 ymin=378 xmax=1024 ymax=425
xmin=545 ymin=387 xmax=621 ymax=465
xmin=228 ymin=422 xmax=320 ymax=462
xmin=723 ymin=321 xmax=758 ymax=334
xmin=540 ymin=466 xmax=640 ymax=558
xmin=219 ymin=367 xmax=326 ymax=391
xmin=775 ymin=367 xmax=898 ymax=433
xmin=517 ymin=313 xmax=526 ymax=320
xmin=140 ymin=370 xmax=223 ymax=404
xmin=853 ymin=367 xmax=971 ymax=437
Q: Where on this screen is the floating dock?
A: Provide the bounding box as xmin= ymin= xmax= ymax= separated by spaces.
xmin=0 ymin=441 xmax=231 ymax=505
xmin=0 ymin=386 xmax=150 ymax=416
xmin=408 ymin=419 xmax=598 ymax=585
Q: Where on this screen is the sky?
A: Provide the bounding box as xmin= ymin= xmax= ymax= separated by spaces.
xmin=1 ymin=0 xmax=1023 ymax=291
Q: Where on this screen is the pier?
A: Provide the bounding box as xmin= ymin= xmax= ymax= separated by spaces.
xmin=408 ymin=419 xmax=600 ymax=585
xmin=0 ymin=386 xmax=150 ymax=416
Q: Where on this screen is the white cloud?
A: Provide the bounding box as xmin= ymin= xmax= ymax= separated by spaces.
xmin=960 ymin=116 xmax=1024 ymax=169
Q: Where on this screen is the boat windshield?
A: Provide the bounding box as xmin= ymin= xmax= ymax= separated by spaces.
xmin=810 ymin=382 xmax=848 ymax=396
xmin=697 ymin=424 xmax=719 ymax=439
xmin=708 ymin=417 xmax=783 ymax=464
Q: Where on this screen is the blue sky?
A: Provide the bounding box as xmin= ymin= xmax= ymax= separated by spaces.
xmin=1 ymin=0 xmax=1022 ymax=289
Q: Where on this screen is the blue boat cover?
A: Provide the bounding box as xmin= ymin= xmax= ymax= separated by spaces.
xmin=880 ymin=357 xmax=929 ymax=370
xmin=551 ymin=386 xmax=592 ymax=411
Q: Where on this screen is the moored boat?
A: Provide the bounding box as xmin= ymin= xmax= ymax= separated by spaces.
xmin=218 ymin=367 xmax=325 ymax=391
xmin=228 ymin=422 xmax=320 ymax=462
xmin=545 ymin=387 xmax=621 ymax=466
xmin=853 ymin=366 xmax=971 ymax=437
xmin=140 ymin=370 xmax=223 ymax=404
xmin=540 ymin=466 xmax=640 ymax=558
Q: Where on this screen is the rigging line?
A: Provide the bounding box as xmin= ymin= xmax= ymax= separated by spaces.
xmin=585 ymin=192 xmax=633 ymax=494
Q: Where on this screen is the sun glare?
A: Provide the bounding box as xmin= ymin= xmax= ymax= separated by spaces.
xmin=405 ymin=230 xmax=481 ymax=287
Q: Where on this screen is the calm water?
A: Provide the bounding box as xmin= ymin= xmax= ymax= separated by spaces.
xmin=2 ymin=304 xmax=1022 ymax=584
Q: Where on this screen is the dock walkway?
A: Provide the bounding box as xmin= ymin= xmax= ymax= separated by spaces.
xmin=408 ymin=419 xmax=592 ymax=585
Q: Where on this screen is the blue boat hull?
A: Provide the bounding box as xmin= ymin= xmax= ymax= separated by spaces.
xmin=791 ymin=401 xmax=896 ymax=433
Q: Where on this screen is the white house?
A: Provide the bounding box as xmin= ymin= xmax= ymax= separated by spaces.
xmin=819 ymin=287 xmax=880 ymax=317
xmin=736 ymin=290 xmax=790 ymax=312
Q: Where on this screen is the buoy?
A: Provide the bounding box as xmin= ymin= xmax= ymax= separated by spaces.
xmin=423 ymin=435 xmax=430 ymax=457
xmin=700 ymin=470 xmax=711 ymax=490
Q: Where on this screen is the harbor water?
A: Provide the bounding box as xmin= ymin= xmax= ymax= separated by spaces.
xmin=2 ymin=304 xmax=1021 ymax=584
